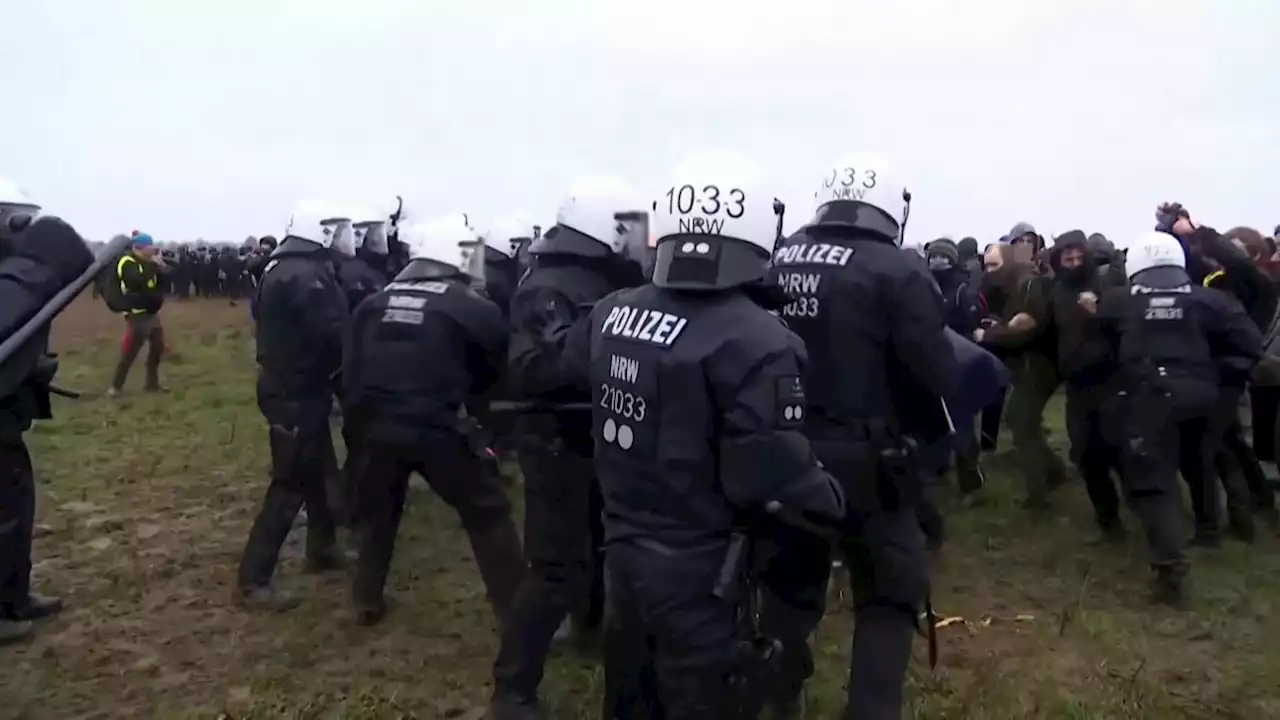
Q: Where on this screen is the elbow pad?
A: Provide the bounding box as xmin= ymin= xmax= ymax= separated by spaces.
xmin=720 ymin=430 xmax=845 ymax=522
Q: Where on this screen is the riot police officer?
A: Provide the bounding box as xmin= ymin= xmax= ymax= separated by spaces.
xmin=1085 ymin=231 xmax=1262 ymax=607
xmin=343 ymin=215 xmax=525 ymax=626
xmin=490 ymin=177 xmax=648 ymax=719
xmin=354 ymin=209 xmax=391 ymax=287
xmin=1 ymin=181 xmax=93 ymax=643
xmin=560 ymin=153 xmax=847 ymax=718
xmin=339 ymin=206 xmax=391 ymax=311
xmin=769 ymin=154 xmax=958 ymax=720
xmin=236 ymin=201 xmax=350 ymax=611
xmin=481 ymin=217 xmax=532 ymax=321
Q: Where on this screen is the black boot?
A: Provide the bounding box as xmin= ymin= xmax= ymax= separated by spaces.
xmin=7 ymin=592 xmax=64 ymax=621
xmin=0 ymin=619 xmax=33 ymax=645
xmin=354 ymin=593 xmax=395 ymax=627
xmin=236 ymin=585 xmax=302 ymax=612
xmin=1228 ymin=505 xmax=1256 ymax=543
xmin=491 ymin=692 xmax=544 ymax=720
xmin=1150 ymin=566 xmax=1189 ymax=610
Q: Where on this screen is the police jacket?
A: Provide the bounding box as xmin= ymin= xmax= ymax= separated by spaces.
xmin=336 ymin=254 xmax=387 ymax=313
xmin=507 ymin=253 xmax=640 ymax=408
xmin=1096 ymin=267 xmax=1262 ymax=389
xmin=770 ymin=226 xmax=959 ymax=443
xmin=253 ymin=239 xmax=347 ymax=397
xmin=563 ymin=283 xmax=845 ymax=551
xmin=0 ymin=217 xmax=94 ymax=433
xmin=118 ymin=253 xmax=164 ymax=315
xmin=343 ymin=270 xmax=506 ymax=445
xmin=1045 ymin=233 xmax=1123 ymax=387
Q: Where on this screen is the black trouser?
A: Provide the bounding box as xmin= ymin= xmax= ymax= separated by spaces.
xmin=352 ymin=433 xmax=524 ymax=622
xmin=237 ymin=395 xmax=339 ymax=589
xmin=0 ymin=437 xmax=34 ymax=612
xmin=493 ymin=419 xmax=602 ymax=703
xmin=602 ymin=542 xmax=737 ymax=720
xmin=1249 ymin=385 xmax=1280 ymax=463
xmin=111 ymin=313 xmax=164 ymax=391
xmin=980 ymin=389 xmax=1005 ymax=450
xmin=1065 ymin=384 xmax=1123 ymax=529
xmin=1219 ymin=417 xmax=1275 ymax=511
xmin=1178 ymin=387 xmax=1251 ymax=541
xmin=1117 ymin=385 xmax=1214 ymax=574
xmin=764 ymin=440 xmax=927 ymax=720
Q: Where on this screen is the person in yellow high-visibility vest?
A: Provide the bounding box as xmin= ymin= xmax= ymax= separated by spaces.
xmin=107 ymin=232 xmax=168 ymax=396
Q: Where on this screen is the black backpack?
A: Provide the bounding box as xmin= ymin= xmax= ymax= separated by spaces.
xmin=94 ymin=241 xmax=132 ymax=313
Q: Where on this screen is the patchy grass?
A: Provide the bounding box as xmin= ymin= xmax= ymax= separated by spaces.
xmin=1 ymin=295 xmax=1278 ymax=719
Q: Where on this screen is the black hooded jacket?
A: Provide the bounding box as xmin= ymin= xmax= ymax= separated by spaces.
xmin=1046 ymin=231 xmax=1122 ymax=386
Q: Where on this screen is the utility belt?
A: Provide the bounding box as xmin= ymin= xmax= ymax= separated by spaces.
xmin=811 ymin=419 xmax=922 ymax=514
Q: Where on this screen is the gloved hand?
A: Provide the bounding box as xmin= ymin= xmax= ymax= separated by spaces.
xmin=14 ymin=216 xmax=95 ymax=286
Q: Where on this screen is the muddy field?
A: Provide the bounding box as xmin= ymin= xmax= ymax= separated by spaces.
xmin=1 ymin=295 xmax=1278 ymax=719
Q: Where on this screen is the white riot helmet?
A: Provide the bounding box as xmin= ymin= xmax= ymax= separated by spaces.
xmin=485 ymin=216 xmax=535 ymax=259
xmin=1126 ymin=231 xmax=1186 ymax=279
xmin=808 ymin=153 xmax=911 ymax=245
xmin=284 ymin=201 xmax=347 ymax=249
xmin=351 ymin=204 xmax=389 ymax=256
xmin=0 ymin=176 xmax=41 ymax=237
xmin=323 ymin=207 xmax=356 ymax=257
xmin=402 ymin=213 xmax=475 ymax=274
xmin=535 ymin=176 xmax=650 ymax=266
xmin=650 ymin=150 xmax=781 ymax=290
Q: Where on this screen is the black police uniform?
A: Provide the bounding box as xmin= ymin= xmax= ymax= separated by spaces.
xmin=491 ymin=225 xmax=644 ymax=716
xmin=236 ymin=236 xmax=349 ymax=605
xmin=343 ymin=260 xmax=525 ymax=625
xmin=768 ymin=213 xmax=958 ymax=720
xmin=1095 ymin=265 xmax=1262 ymax=604
xmin=336 ymin=253 xmax=388 ymax=313
xmin=563 ymin=230 xmax=846 ymax=719
xmin=0 ymin=216 xmax=94 ymax=639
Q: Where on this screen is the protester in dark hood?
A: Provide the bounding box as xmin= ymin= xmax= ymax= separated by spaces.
xmin=957 ymin=236 xmax=982 ymax=284
xmin=976 ymin=242 xmax=1069 ymax=509
xmin=923 ymin=238 xmax=986 ymax=500
xmin=927 ymin=238 xmax=983 ymax=336
xmin=1088 ymin=233 xmax=1127 ymax=284
xmin=1039 ymin=231 xmax=1128 ymax=538
xmin=1165 ymin=208 xmax=1278 ymax=540
xmin=1007 ymin=221 xmax=1044 ymax=265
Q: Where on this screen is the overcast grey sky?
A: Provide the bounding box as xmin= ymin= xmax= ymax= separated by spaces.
xmin=3 ymin=0 xmax=1277 ymax=247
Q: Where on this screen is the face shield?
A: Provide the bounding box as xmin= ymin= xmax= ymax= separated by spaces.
xmin=614 ymin=211 xmax=653 ymax=274
xmin=458 ymin=235 xmax=487 ymax=289
xmin=357 ymin=221 xmax=389 ymax=255
xmin=327 ymin=219 xmax=356 ymax=256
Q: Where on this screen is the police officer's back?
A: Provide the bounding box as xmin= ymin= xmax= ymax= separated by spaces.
xmin=343 ymin=215 xmax=525 ymax=627
xmin=566 ymin=153 xmax=846 ymax=719
xmin=1090 ymin=231 xmax=1261 ymax=607
xmin=480 ymin=217 xmax=532 ymax=321
xmin=491 ymin=176 xmax=649 ymax=719
xmin=768 ymin=154 xmax=958 ymax=720
xmin=0 ymin=183 xmax=89 ymax=644
xmin=237 ymin=201 xmax=350 ymax=612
